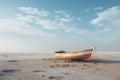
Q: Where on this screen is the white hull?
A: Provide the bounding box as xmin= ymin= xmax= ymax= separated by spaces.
xmin=55 ymin=47 xmax=95 ymax=60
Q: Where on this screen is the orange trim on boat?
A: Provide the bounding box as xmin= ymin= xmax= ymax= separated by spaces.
xmin=56 ymin=54 xmax=92 ymax=60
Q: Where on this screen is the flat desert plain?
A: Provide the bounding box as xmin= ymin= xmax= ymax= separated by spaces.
xmin=0 ymin=52 xmax=120 ymax=80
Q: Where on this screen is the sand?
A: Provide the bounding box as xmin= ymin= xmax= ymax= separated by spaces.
xmin=0 ymin=52 xmax=120 ymax=80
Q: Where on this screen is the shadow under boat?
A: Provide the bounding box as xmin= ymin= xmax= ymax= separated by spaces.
xmin=71 ymin=58 xmax=120 ymax=64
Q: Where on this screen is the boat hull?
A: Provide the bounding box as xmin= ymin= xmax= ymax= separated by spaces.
xmin=55 ymin=47 xmax=95 ymax=60
xmin=55 ymin=53 xmax=93 ymax=60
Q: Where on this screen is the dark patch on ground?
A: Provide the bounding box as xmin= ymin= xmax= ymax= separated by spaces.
xmin=1 ymin=69 xmax=20 ymax=73
xmin=48 ymin=76 xmax=64 ymax=80
xmin=33 ymin=70 xmax=45 ymax=72
xmin=8 ymin=60 xmax=18 ymax=62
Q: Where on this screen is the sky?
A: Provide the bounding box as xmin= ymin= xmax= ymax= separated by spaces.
xmin=0 ymin=0 xmax=120 ymax=53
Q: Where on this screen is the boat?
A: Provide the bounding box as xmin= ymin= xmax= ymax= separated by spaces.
xmin=54 ymin=47 xmax=95 ymax=60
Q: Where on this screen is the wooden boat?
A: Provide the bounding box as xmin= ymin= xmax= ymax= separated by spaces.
xmin=55 ymin=47 xmax=95 ymax=60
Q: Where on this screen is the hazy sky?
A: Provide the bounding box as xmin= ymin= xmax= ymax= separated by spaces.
xmin=0 ymin=0 xmax=120 ymax=53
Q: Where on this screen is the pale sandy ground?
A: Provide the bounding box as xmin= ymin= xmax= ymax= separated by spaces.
xmin=0 ymin=52 xmax=120 ymax=80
